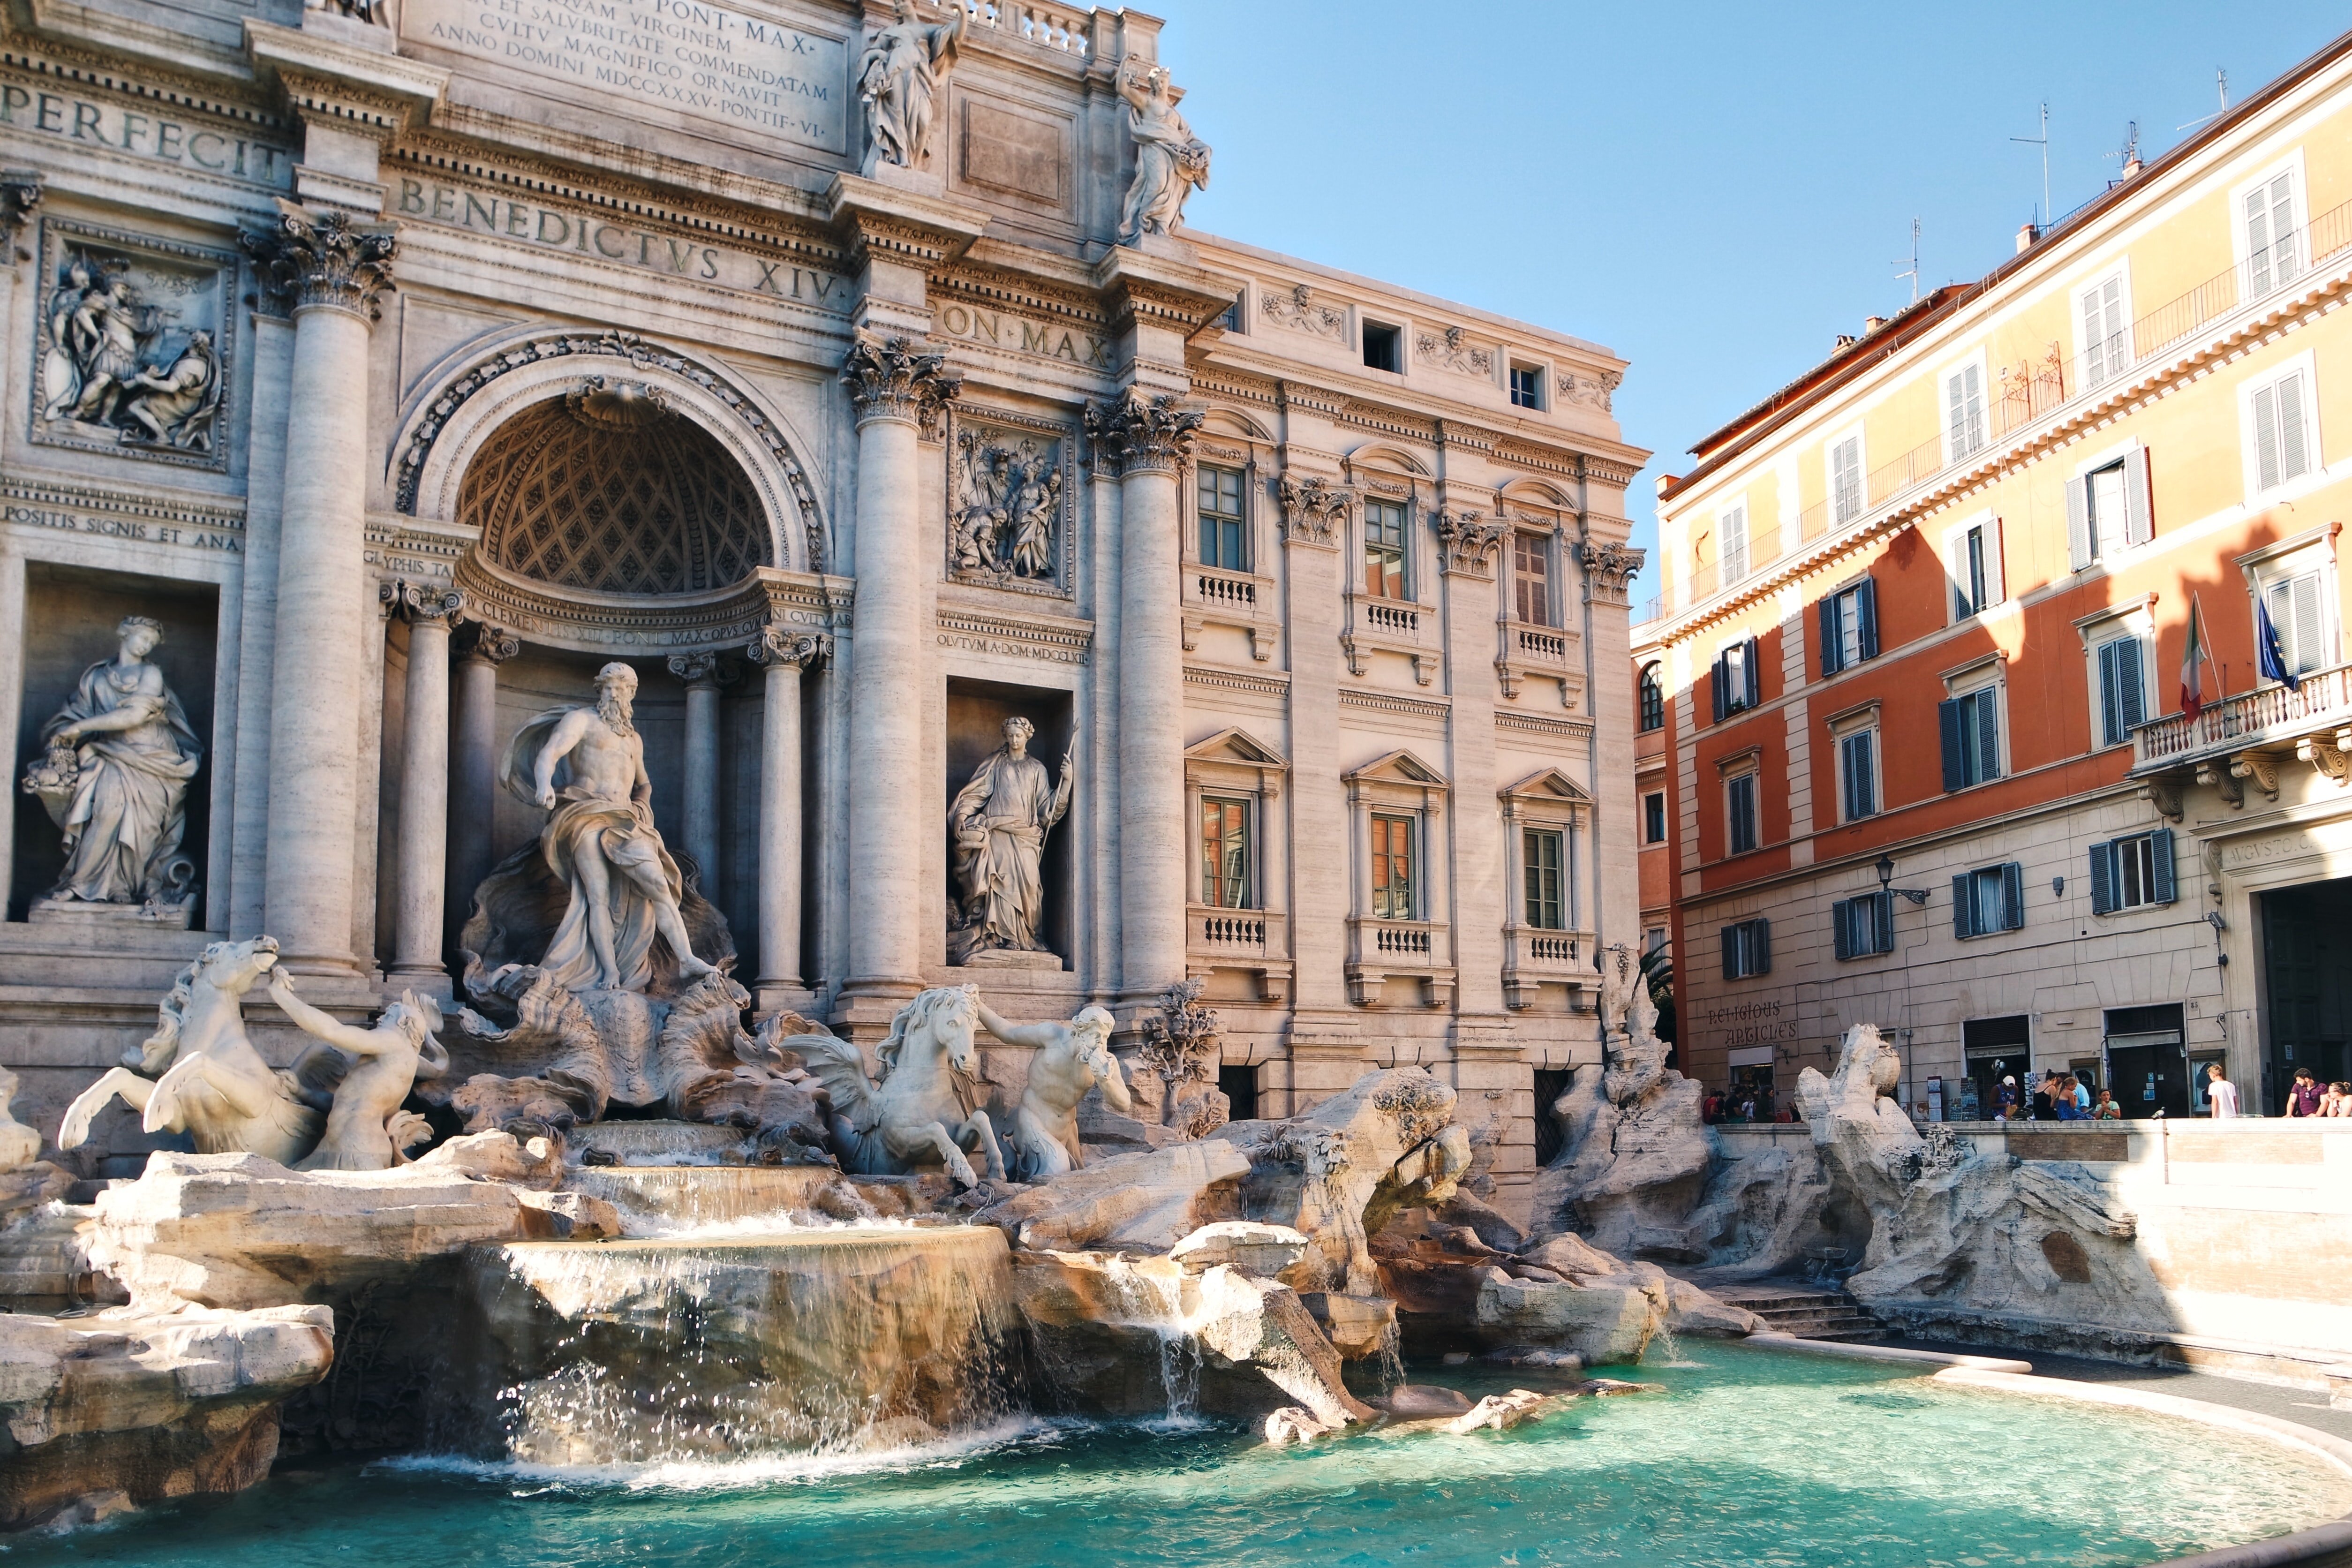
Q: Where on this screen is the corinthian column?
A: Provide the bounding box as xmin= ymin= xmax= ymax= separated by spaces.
xmin=748 ymin=626 xmax=828 ymax=995
xmin=1089 ymin=390 xmax=1203 ymax=999
xmin=445 ymin=620 xmax=520 ymax=953
xmin=839 ymin=338 xmax=959 ymax=1008
xmin=667 ymin=651 xmax=735 ymax=894
xmin=242 ymin=202 xmax=396 ymax=973
xmin=384 ymin=580 xmax=462 ymax=988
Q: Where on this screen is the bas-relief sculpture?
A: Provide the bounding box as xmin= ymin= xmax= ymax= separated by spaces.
xmin=1115 ymin=55 xmax=1211 ymax=246
xmin=20 ymin=617 xmax=202 ymax=920
xmin=977 ymin=1001 xmax=1127 ymax=1181
xmin=858 ymin=0 xmax=964 ymax=176
xmin=950 ymin=430 xmax=1063 ymax=582
xmin=36 ymin=244 xmax=224 ymax=456
xmin=947 ymin=716 xmax=1073 ymax=965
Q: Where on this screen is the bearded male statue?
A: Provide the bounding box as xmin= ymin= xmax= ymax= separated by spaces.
xmin=496 ymin=662 xmax=720 ymax=994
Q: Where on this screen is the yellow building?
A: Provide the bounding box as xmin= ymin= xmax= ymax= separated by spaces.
xmin=1643 ymin=26 xmax=2352 ymax=1119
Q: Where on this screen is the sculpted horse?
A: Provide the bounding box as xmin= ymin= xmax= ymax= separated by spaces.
xmin=792 ymin=984 xmax=1005 ymax=1189
xmin=59 ymin=935 xmax=332 ymax=1164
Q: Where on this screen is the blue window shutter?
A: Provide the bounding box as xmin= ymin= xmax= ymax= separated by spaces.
xmin=1939 ymin=699 xmax=1964 ymax=791
xmin=1743 ymin=637 xmax=1763 ymax=708
xmin=1722 ymin=926 xmax=1738 ymax=979
xmin=1975 ymin=691 xmax=2001 ymax=781
xmin=1711 ymin=655 xmax=1727 ymax=724
xmin=2118 ymin=638 xmax=2145 ymax=732
xmin=1952 ymin=873 xmax=1973 ymax=938
xmin=2089 ymin=842 xmax=2115 ymax=914
xmin=1857 ymin=578 xmax=1880 ymax=660
xmin=2000 ymin=862 xmax=2025 ymax=931
xmin=1754 ymin=919 xmax=1770 ymax=974
xmin=1833 ymin=901 xmax=1854 ymax=961
xmin=2151 ymin=829 xmax=2176 ymax=905
xmin=1875 ymin=890 xmax=1895 ymax=954
xmin=1818 ymin=596 xmax=1842 ymax=676
xmin=2098 ymin=642 xmax=2123 ymax=746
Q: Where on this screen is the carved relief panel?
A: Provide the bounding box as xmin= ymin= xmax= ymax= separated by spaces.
xmin=31 ymin=219 xmax=236 ymax=472
xmin=944 ymin=406 xmax=1076 ymax=598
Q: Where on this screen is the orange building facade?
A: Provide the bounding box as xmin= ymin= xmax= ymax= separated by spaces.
xmin=1642 ymin=28 xmax=2352 ymax=1118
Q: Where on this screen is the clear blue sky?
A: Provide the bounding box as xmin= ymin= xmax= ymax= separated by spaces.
xmin=1152 ymin=2 xmax=2349 ymax=586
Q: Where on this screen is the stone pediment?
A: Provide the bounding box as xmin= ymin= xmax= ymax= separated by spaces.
xmin=1500 ymin=766 xmax=1592 ymax=805
xmin=1185 ymin=727 xmax=1287 ymax=770
xmin=1344 ymin=749 xmax=1447 ymax=790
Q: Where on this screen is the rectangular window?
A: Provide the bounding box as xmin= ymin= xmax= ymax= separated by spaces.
xmin=1711 ymin=638 xmax=1760 ymax=722
xmin=1719 ymin=505 xmax=1749 ymax=584
xmin=2089 ymin=829 xmax=2176 ymax=914
xmin=1364 ymin=498 xmax=1410 ymax=600
xmin=2095 ymin=634 xmax=2146 ymax=748
xmin=1817 ymin=578 xmax=1879 ymax=676
xmin=1832 ymin=890 xmax=1895 ymax=960
xmin=1945 ymin=361 xmax=1986 ymax=460
xmin=1839 ymin=729 xmax=1878 ymax=822
xmin=2250 ymin=369 xmax=2313 ymax=496
xmin=1514 ymin=532 xmax=1553 ymax=625
xmin=1643 ymin=790 xmax=1667 ymax=844
xmin=1523 ymin=827 xmax=1565 ymax=930
xmin=2245 ymin=169 xmax=2300 ymax=297
xmin=1938 ymin=686 xmax=2001 ymax=791
xmin=1370 ymin=813 xmax=1417 ymax=920
xmin=1363 ymin=320 xmax=1402 ymax=373
xmin=2088 ymin=462 xmax=2129 ymax=558
xmin=1953 ymin=861 xmax=2026 ymax=938
xmin=2263 ymin=568 xmax=2329 ymax=678
xmin=1509 ymin=364 xmax=1543 ymax=410
xmin=1726 ymin=772 xmax=1758 ymax=856
xmin=2079 ymin=274 xmax=2129 ymax=390
xmin=1197 ymin=464 xmax=1246 ymax=570
xmin=1829 ymin=433 xmax=1864 ymax=526
xmin=1218 ymin=295 xmax=1244 ymax=333
xmin=2066 ymin=450 xmax=2152 ymax=568
xmin=1721 ymin=917 xmax=1771 ymax=980
xmin=1200 ymin=796 xmax=1252 ymax=909
xmin=1948 ymin=518 xmax=2002 ymax=619
xmin=1638 ymin=664 xmax=1665 ymax=731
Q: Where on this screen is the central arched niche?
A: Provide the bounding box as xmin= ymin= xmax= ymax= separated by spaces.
xmin=460 ymin=382 xmax=772 ymax=596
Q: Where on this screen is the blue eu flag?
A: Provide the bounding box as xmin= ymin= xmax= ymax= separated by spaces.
xmin=2257 ymin=594 xmax=2302 ymax=693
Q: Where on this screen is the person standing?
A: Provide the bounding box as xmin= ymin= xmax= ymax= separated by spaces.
xmin=2030 ymin=1076 xmax=2055 ymax=1120
xmin=2204 ymin=1062 xmax=2241 ymax=1119
xmin=2287 ymin=1066 xmax=2325 ymax=1118
xmin=2073 ymin=1077 xmax=2093 ymax=1115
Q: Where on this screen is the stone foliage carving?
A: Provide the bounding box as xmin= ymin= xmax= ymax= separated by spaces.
xmin=1260 ymin=283 xmax=1344 ymax=339
xmin=978 ymin=1001 xmax=1129 ymax=1180
xmin=1578 ymin=540 xmax=1644 ymax=606
xmin=1416 ymin=326 xmax=1491 ymax=377
xmin=1276 ymin=474 xmax=1351 ymax=544
xmin=950 ymin=422 xmax=1067 ymax=588
xmin=241 ymin=198 xmax=395 ymax=319
xmin=1085 ymin=389 xmax=1201 ymax=475
xmin=21 ymin=616 xmax=202 ymax=914
xmin=1138 ymin=978 xmax=1229 ymax=1138
xmin=1435 ymin=508 xmax=1504 ymax=573
xmin=786 ymin=985 xmax=1006 ymax=1188
xmin=1115 ymin=54 xmax=1212 ymax=244
xmin=34 ymin=228 xmax=232 ymax=466
xmin=948 ymin=717 xmax=1073 ymax=963
xmin=1557 ymin=369 xmax=1622 ymax=412
xmin=749 ymin=624 xmax=828 ymax=671
xmin=842 ymin=334 xmax=960 ymax=435
xmin=858 ymin=0 xmax=964 ymax=175
xmin=383 ymin=579 xmax=465 ymax=628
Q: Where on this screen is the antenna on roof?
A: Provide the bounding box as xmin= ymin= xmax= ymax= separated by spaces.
xmin=2178 ymin=68 xmax=2228 ymax=132
xmin=1892 ymin=218 xmax=1921 ymax=305
xmin=2009 ymin=102 xmax=2050 ymax=227
xmin=2104 ymin=121 xmax=2142 ymax=184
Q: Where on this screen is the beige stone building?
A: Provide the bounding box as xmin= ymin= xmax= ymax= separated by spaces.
xmin=0 ymin=0 xmax=1644 ymax=1215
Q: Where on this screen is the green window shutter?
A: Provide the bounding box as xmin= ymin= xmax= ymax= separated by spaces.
xmin=2089 ymin=842 xmax=2115 ymax=915
xmin=1952 ymin=874 xmax=1974 ymax=939
xmin=2151 ymin=829 xmax=2177 ymax=905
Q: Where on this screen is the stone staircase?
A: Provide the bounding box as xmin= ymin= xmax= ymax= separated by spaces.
xmin=1708 ymin=1282 xmax=1883 ymax=1343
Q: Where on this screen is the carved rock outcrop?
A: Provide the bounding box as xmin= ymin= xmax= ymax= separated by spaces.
xmin=974 ymin=1139 xmax=1250 ymax=1252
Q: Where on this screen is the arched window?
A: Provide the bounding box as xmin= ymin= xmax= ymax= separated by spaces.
xmin=1638 ymin=662 xmax=1666 ymax=732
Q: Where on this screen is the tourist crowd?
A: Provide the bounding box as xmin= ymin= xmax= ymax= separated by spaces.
xmin=1696 ymin=1063 xmax=2352 ymax=1123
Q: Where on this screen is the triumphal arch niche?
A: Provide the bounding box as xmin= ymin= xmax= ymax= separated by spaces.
xmin=0 ymin=0 xmax=1644 ymax=1216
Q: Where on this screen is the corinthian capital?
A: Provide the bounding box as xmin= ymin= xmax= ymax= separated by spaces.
xmin=1435 ymin=509 xmax=1505 ymax=574
xmin=840 ymin=336 xmax=958 ymax=435
xmin=1083 ymin=389 xmax=1203 ymax=476
xmin=242 ymin=198 xmax=397 ymax=320
xmin=453 ymin=620 xmax=521 ymax=666
xmin=1577 ymin=540 xmax=1645 ymax=606
xmin=748 ymin=625 xmax=830 ymax=671
xmin=0 ymin=170 xmax=42 ymax=250
xmin=380 ymin=579 xmax=463 ymax=624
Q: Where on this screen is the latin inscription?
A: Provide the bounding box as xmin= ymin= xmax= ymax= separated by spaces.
xmin=0 ymin=82 xmax=290 ymax=188
xmin=6 ymin=502 xmax=241 ymax=553
xmin=393 ymin=178 xmax=847 ymax=309
xmin=403 ymin=0 xmax=846 ymax=154
xmin=935 ymin=303 xmax=1111 ymax=369
xmin=937 ymin=630 xmax=1088 ymax=665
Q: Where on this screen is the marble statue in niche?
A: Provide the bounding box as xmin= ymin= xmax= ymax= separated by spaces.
xmin=858 ymin=0 xmax=965 ymax=176
xmin=501 ymin=662 xmax=720 ymax=994
xmin=948 ymin=716 xmax=1073 ymax=963
xmin=36 ymin=245 xmax=222 ymax=455
xmin=20 ymin=616 xmax=202 ymax=918
xmin=951 ymin=430 xmax=1063 ymax=582
xmin=1116 ymin=55 xmax=1212 ymax=245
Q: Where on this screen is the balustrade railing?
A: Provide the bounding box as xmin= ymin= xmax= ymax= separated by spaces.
xmin=941 ymin=0 xmax=1092 ymax=53
xmin=1363 ymin=599 xmax=1419 ymax=636
xmin=2131 ymin=663 xmax=2352 ymax=771
xmin=1191 ymin=565 xmax=1258 ymax=610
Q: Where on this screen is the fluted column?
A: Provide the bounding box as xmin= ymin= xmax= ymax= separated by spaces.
xmin=667 ymin=651 xmax=735 ymax=893
xmin=749 ymin=626 xmax=828 ymax=992
xmin=384 ymin=581 xmax=462 ymax=987
xmin=839 ymin=338 xmax=959 ymax=1005
xmin=242 ymin=203 xmax=396 ymax=972
xmin=445 ymin=620 xmax=520 ymax=954
xmin=1089 ymin=390 xmax=1202 ymax=999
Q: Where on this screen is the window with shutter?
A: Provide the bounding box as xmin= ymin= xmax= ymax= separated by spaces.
xmin=2251 ymin=369 xmax=2313 ymax=497
xmin=2094 ymin=831 xmax=2177 ymax=912
xmin=1956 ymin=864 xmax=2018 ymax=937
xmin=1830 ymin=435 xmax=1863 ymax=525
xmin=1948 ymin=519 xmax=2002 ymax=619
xmin=2096 ymin=635 xmax=2146 ymax=747
xmin=1722 ymin=918 xmax=1772 ymax=980
xmin=2081 ymin=275 xmax=2129 ymax=389
xmin=1939 ymin=699 xmax=1965 ymax=792
xmin=1943 ymin=687 xmax=2000 ymax=788
xmin=1999 ymin=862 xmax=2024 ymax=931
xmin=1726 ymin=773 xmax=1758 ymax=856
xmin=1945 ymin=362 xmax=1986 ymax=460
xmin=2246 ymin=170 xmax=2299 ymax=297
xmin=2088 ymin=842 xmax=2116 ymax=915
xmin=1952 ymin=872 xmax=1975 ymax=938
xmin=1819 ymin=596 xmax=1845 ymax=677
xmin=2265 ymin=570 xmax=2330 ymax=676
xmin=1720 ymin=505 xmax=1749 ymax=584
xmin=1839 ymin=729 xmax=1877 ymax=822
xmin=1833 ymin=899 xmax=1856 ymax=961
xmin=2151 ymin=827 xmax=2176 ymax=904
xmin=2086 ymin=461 xmax=2129 ymax=558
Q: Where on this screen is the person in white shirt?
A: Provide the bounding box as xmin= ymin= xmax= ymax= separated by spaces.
xmin=2204 ymin=1063 xmax=2241 ymax=1119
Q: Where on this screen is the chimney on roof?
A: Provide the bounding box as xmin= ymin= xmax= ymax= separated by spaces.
xmin=1863 ymin=317 xmax=1888 ymax=335
xmin=1833 ymin=333 xmax=1857 ymax=351
xmin=1655 ymin=474 xmax=1680 ymax=499
xmin=2122 ymin=152 xmax=2144 ymax=180
xmin=2015 ymin=221 xmax=2039 ymax=254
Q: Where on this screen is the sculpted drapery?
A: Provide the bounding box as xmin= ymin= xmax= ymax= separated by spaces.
xmin=1116 ymin=55 xmax=1212 ymax=245
xmin=858 ymin=0 xmax=965 ymax=176
xmin=949 ymin=717 xmax=1073 ymax=959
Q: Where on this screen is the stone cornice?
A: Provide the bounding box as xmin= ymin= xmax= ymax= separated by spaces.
xmin=826 ymin=173 xmax=989 ymax=275
xmin=0 ymin=31 xmax=276 ymax=115
xmin=19 ymin=0 xmax=257 ymax=90
xmin=1092 ymin=242 xmax=1238 ymax=339
xmin=243 ymin=20 xmax=446 ymax=136
xmin=440 ymin=558 xmax=847 ymax=656
xmin=931 ymin=264 xmax=1108 ymax=329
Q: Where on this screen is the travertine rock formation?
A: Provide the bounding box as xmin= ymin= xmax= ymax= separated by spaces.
xmin=975 ymin=1138 xmax=1251 ymax=1251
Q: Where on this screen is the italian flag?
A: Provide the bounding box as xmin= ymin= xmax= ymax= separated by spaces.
xmin=2181 ymin=594 xmax=2215 ymax=721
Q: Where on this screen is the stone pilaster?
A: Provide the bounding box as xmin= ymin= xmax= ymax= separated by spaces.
xmin=1436 ymin=501 xmax=1507 ymax=1020
xmin=241 ymin=201 xmax=396 ymax=973
xmin=383 ymin=580 xmax=461 ymax=990
xmin=748 ymin=626 xmax=828 ymax=1000
xmin=445 ymin=620 xmax=519 ymax=954
xmin=667 ymin=651 xmax=736 ymax=897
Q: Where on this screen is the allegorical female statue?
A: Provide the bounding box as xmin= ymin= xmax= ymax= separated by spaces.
xmin=948 ymin=717 xmax=1073 ymax=962
xmin=21 ymin=616 xmax=202 ymax=910
xmin=857 ymin=0 xmax=965 ymax=176
xmin=1115 ymin=54 xmax=1212 ymax=245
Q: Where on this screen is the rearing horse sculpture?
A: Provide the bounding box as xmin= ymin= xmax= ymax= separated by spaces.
xmin=792 ymin=984 xmax=1005 ymax=1189
xmin=59 ymin=935 xmax=331 ymax=1164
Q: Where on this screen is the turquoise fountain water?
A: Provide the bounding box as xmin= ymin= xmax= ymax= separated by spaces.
xmin=20 ymin=1342 xmax=2350 ymax=1568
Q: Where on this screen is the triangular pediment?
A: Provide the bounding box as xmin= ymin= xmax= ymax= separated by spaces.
xmin=1500 ymin=766 xmax=1592 ymax=804
xmin=1185 ymin=727 xmax=1288 ymax=769
xmin=1345 ymin=748 xmax=1448 ymax=788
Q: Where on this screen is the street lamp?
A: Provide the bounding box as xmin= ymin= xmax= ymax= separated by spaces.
xmin=1875 ymin=853 xmax=1932 ymax=905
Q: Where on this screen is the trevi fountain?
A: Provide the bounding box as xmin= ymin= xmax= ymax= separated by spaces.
xmin=0 ymin=0 xmax=2344 ymax=1563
